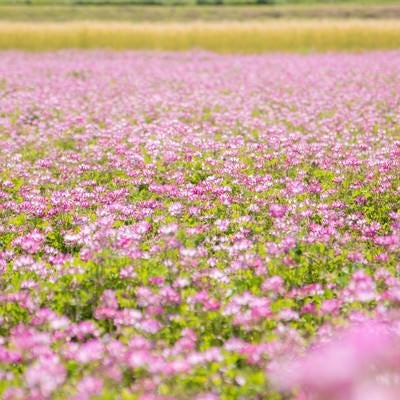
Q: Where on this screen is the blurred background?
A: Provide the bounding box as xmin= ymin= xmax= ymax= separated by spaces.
xmin=0 ymin=0 xmax=399 ymax=51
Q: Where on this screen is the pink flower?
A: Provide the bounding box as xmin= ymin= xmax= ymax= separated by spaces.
xmin=269 ymin=204 xmax=287 ymax=219
xmin=14 ymin=230 xmax=45 ymax=254
xmin=25 ymin=354 xmax=66 ymax=397
xmin=272 ymin=320 xmax=400 ymax=400
xmin=74 ymin=376 xmax=103 ymax=400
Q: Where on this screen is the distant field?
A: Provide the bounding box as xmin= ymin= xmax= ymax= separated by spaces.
xmin=1 ymin=4 xmax=400 ymax=21
xmin=0 ymin=20 xmax=399 ymax=51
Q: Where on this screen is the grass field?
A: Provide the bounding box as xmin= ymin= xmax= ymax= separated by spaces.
xmin=1 ymin=3 xmax=400 ymax=21
xmin=0 ymin=20 xmax=399 ymax=51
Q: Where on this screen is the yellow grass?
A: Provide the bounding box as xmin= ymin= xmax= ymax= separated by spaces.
xmin=0 ymin=20 xmax=400 ymax=52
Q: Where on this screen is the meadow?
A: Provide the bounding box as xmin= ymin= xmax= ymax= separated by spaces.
xmin=0 ymin=50 xmax=399 ymax=399
xmin=1 ymin=2 xmax=400 ymax=51
xmin=1 ymin=0 xmax=400 ymax=398
xmin=1 ymin=20 xmax=400 ymax=51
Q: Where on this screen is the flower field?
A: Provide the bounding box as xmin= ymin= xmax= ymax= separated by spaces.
xmin=0 ymin=50 xmax=399 ymax=399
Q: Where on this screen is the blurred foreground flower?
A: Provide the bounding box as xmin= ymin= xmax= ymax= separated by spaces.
xmin=272 ymin=320 xmax=400 ymax=400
